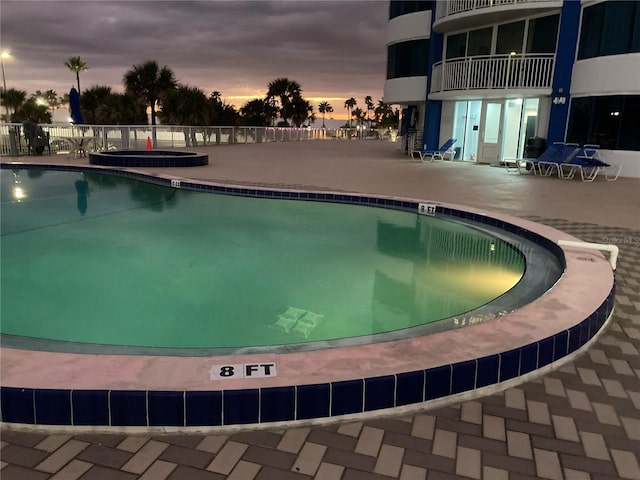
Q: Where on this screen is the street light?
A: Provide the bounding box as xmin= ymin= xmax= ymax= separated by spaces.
xmin=1 ymin=51 xmax=11 ymax=122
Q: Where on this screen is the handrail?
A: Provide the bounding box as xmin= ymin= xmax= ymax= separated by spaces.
xmin=557 ymin=240 xmax=619 ymax=271
xmin=431 ymin=53 xmax=555 ymax=93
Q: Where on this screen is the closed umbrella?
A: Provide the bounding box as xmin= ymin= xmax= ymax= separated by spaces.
xmin=69 ymin=87 xmax=84 ymax=124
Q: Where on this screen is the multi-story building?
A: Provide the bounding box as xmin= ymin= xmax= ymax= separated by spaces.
xmin=384 ymin=0 xmax=640 ymax=177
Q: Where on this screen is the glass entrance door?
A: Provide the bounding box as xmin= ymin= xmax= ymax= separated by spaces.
xmin=478 ymin=101 xmax=503 ymax=164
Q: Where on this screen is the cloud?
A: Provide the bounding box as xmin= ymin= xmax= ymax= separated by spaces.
xmin=1 ymin=0 xmax=389 ymax=109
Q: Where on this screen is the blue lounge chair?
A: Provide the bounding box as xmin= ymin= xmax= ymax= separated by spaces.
xmin=559 ymin=145 xmax=622 ymax=182
xmin=504 ymin=142 xmax=567 ymax=174
xmin=536 ymin=143 xmax=580 ymax=176
xmin=411 ymin=138 xmax=457 ymax=162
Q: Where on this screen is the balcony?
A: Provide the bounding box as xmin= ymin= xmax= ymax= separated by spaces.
xmin=430 ymin=54 xmax=555 ymax=98
xmin=433 ymin=0 xmax=561 ymax=33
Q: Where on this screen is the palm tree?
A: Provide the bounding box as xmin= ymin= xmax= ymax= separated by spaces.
xmin=240 ymin=98 xmax=275 ymax=126
xmin=364 ymin=95 xmax=374 ymax=128
xmin=318 ymin=101 xmax=333 ymax=128
xmin=123 ymin=61 xmax=177 ymax=126
xmin=64 ymin=56 xmax=88 ymax=93
xmin=266 ymin=77 xmax=302 ymax=126
xmin=81 ymin=85 xmax=113 ymax=124
xmin=344 ymin=97 xmax=357 ymax=128
xmin=159 ymin=85 xmax=210 ymax=146
xmin=0 ymin=88 xmax=26 ymax=121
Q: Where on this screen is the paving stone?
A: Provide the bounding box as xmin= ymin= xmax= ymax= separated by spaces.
xmin=399 ymin=463 xmax=427 ymax=480
xmin=411 ymin=414 xmax=435 ymax=440
xmin=374 ymin=444 xmax=404 ymax=477
xmin=232 ymin=431 xmax=281 ymax=449
xmin=544 ymin=378 xmax=567 ymax=397
xmin=291 ymin=442 xmax=325 ymax=476
xmin=168 ymin=465 xmax=224 ymax=480
xmin=307 ymin=429 xmax=357 ymax=451
xmin=591 ymin=402 xmax=621 ymax=426
xmin=482 ymin=465 xmax=508 ymax=480
xmin=76 ymin=444 xmax=133 ymax=469
xmin=611 ymin=449 xmax=640 ymax=480
xmin=227 ymin=460 xmax=261 ymax=480
xmin=552 ymin=415 xmax=580 ymax=442
xmin=455 ymin=446 xmax=481 ymax=479
xmin=533 ymin=448 xmax=563 ymax=480
xmin=117 ymin=436 xmax=151 ymax=453
xmin=323 ymin=447 xmax=376 ymax=472
xmin=563 ymin=468 xmax=592 ymax=480
xmin=206 ymin=441 xmax=248 ymax=475
xmin=34 ymin=435 xmax=72 ymax=453
xmin=243 ymin=444 xmax=296 ymax=470
xmin=197 ymin=435 xmax=229 ymax=454
xmin=432 ymin=429 xmax=457 ymax=459
xmin=579 ymin=431 xmax=611 ymax=460
xmin=482 ymin=451 xmax=536 ymax=476
xmin=121 ymin=440 xmax=170 ymax=474
xmin=337 ymin=422 xmax=363 ymax=437
xmin=567 ymin=389 xmax=593 ymax=411
xmin=507 ymin=430 xmax=533 ymax=459
xmin=483 ymin=414 xmax=506 ymax=441
xmin=382 ymin=431 xmax=431 ymax=454
xmin=314 ymin=462 xmax=344 ymax=480
xmin=138 ymin=460 xmax=177 ymax=480
xmin=35 ymin=440 xmax=89 ymax=474
xmin=402 ymin=450 xmax=455 ymax=474
xmin=505 ymin=388 xmax=526 ymax=410
xmin=158 ymin=444 xmax=213 ymax=469
xmin=460 ymin=401 xmax=482 ymax=424
xmin=436 ymin=416 xmax=481 ymax=436
xmin=602 ymin=378 xmax=629 ymax=398
xmin=526 ymin=400 xmax=551 ymax=425
xmin=1 ymin=444 xmax=49 ymax=468
xmin=621 ymin=416 xmax=640 ymax=441
xmin=355 ymin=426 xmax=384 ymax=456
xmin=0 ymin=465 xmax=49 ymax=480
xmin=48 ymin=459 xmax=92 ymax=480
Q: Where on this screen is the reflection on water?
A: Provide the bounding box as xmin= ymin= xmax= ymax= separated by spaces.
xmin=1 ymin=169 xmax=527 ymax=350
xmin=374 ymin=217 xmax=525 ymax=331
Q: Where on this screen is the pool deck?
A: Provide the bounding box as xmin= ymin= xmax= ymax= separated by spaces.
xmin=2 ymin=140 xmax=640 ymax=480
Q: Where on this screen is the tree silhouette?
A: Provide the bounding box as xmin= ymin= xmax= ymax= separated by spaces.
xmin=344 ymin=97 xmax=357 ymax=128
xmin=318 ymin=101 xmax=333 ymax=128
xmin=64 ymin=56 xmax=88 ymax=94
xmin=124 ymin=61 xmax=177 ymax=126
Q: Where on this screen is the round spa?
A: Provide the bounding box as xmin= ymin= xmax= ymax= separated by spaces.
xmin=89 ymin=149 xmax=208 ymax=167
xmin=0 ymin=165 xmax=615 ymax=429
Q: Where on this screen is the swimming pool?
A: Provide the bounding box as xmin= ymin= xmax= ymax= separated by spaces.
xmin=0 ymin=164 xmax=615 ymax=428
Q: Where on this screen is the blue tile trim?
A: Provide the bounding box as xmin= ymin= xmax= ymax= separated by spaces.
xmin=476 ymin=355 xmax=499 ymax=388
xmin=425 ymin=365 xmax=452 ymax=400
xmin=223 ymin=389 xmax=259 ymax=425
xmin=35 ymin=389 xmax=71 ymax=425
xmin=296 ymin=384 xmax=330 ymax=420
xmin=331 ymin=380 xmax=364 ymax=416
xmin=111 ymin=391 xmax=147 ymax=426
xmin=260 ymin=386 xmax=295 ymax=423
xmin=553 ymin=331 xmax=569 ymax=361
xmin=185 ymin=391 xmax=222 ymax=426
xmin=72 ymin=390 xmax=109 ymax=426
xmin=395 ymin=371 xmax=425 ymax=406
xmin=499 ymin=349 xmax=521 ymax=382
xmin=0 ymin=387 xmax=35 ymax=424
xmin=148 ymin=391 xmax=184 ymax=427
xmin=538 ymin=338 xmax=554 ymax=368
xmin=520 ymin=344 xmax=538 ymax=375
xmin=451 ymin=360 xmax=476 ymax=394
xmin=364 ymin=376 xmax=395 ymax=411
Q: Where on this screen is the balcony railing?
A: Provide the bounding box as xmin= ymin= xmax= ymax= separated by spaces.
xmin=436 ymin=0 xmax=552 ymax=20
xmin=430 ymin=54 xmax=555 ymax=94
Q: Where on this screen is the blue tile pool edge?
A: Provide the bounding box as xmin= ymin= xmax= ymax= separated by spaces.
xmin=0 ymin=163 xmax=615 ymax=428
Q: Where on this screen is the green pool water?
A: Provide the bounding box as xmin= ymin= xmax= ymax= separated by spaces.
xmin=0 ymin=169 xmax=525 ymax=350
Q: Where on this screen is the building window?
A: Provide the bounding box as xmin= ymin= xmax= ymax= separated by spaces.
xmin=496 ymin=21 xmax=525 ymax=55
xmin=567 ymin=95 xmax=640 ymax=151
xmin=578 ymin=1 xmax=640 ymax=59
xmin=467 ymin=28 xmax=492 ymax=56
xmin=389 ymin=1 xmax=432 ymax=20
xmin=526 ymin=14 xmax=559 ymax=53
xmin=387 ymin=39 xmax=429 ymax=79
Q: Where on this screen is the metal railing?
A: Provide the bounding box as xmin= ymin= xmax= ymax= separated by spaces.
xmin=435 ymin=0 xmax=555 ymax=20
xmin=0 ymin=125 xmax=380 ymax=157
xmin=430 ymin=53 xmax=555 ymax=93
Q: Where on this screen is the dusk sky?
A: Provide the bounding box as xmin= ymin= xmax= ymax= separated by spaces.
xmin=1 ymin=0 xmax=389 ymax=120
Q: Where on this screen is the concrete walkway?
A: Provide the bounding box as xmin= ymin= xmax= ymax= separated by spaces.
xmin=1 ymin=140 xmax=639 ymax=479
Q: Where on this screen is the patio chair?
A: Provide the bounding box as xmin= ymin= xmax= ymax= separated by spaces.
xmin=22 ymin=121 xmax=50 ymax=155
xmin=411 ymin=138 xmax=457 ymax=162
xmin=505 ymin=142 xmax=578 ymax=175
xmin=559 ymin=145 xmax=622 ymax=182
xmin=536 ymin=143 xmax=581 ymax=177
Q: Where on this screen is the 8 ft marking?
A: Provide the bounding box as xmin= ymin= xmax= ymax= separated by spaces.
xmin=210 ymin=363 xmax=277 ymax=380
